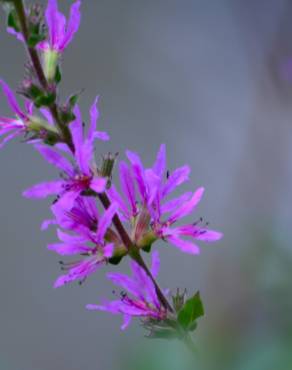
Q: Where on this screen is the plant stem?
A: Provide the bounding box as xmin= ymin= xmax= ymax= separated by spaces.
xmin=12 ymin=0 xmax=74 ymax=152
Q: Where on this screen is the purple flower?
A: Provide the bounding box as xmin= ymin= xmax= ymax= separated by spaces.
xmin=48 ymin=202 xmax=118 ymax=287
xmin=0 ymin=80 xmax=31 ymax=148
xmin=23 ymin=98 xmax=109 ymax=209
xmin=87 ymin=251 xmax=167 ymax=330
xmin=108 ymin=144 xmax=223 ymax=254
xmin=38 ymin=0 xmax=81 ymax=53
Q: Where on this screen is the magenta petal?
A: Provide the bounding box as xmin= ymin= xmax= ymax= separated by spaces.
xmin=119 ymin=161 xmax=137 ymax=215
xmin=96 ymin=203 xmax=118 ymax=241
xmin=150 ymin=251 xmax=160 ymax=278
xmin=93 ymin=131 xmax=109 ymax=141
xmin=195 ymin=230 xmax=223 ymax=242
xmin=41 ymin=219 xmax=57 ymax=230
xmin=7 ymin=27 xmax=24 ymax=42
xmin=48 ymin=242 xmax=90 ymax=255
xmin=168 ymin=187 xmax=204 ymax=224
xmin=160 ymin=192 xmax=192 ymax=214
xmin=162 ymin=165 xmax=190 ymax=197
xmin=88 ymin=96 xmax=99 ymax=142
xmin=167 ymin=235 xmax=200 ymax=255
xmin=59 ymin=0 xmax=81 ymax=50
xmin=0 ymin=129 xmax=22 ymax=148
xmin=90 ymin=177 xmax=106 ymax=193
xmin=0 ymin=80 xmax=26 ymax=120
xmin=103 ymin=243 xmax=114 ymax=258
xmin=121 ymin=315 xmax=132 ymax=330
xmin=152 ymin=144 xmax=166 ymax=178
xmin=107 ymin=272 xmax=140 ymax=297
xmin=40 ymin=108 xmax=54 ymax=124
xmin=23 ymin=180 xmax=64 ymax=198
xmin=130 ymin=260 xmax=159 ymax=308
xmin=107 ymin=184 xmax=130 ymax=219
xmin=34 ymin=144 xmax=73 ymax=175
xmin=70 ymin=106 xmax=83 ymax=151
xmin=57 ymin=189 xmax=80 ymax=210
xmin=126 ymin=150 xmax=147 ymax=202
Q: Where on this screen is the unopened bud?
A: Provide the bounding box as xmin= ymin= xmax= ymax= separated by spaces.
xmin=100 ymin=152 xmax=118 ymax=185
xmin=43 ymin=50 xmax=59 ymax=82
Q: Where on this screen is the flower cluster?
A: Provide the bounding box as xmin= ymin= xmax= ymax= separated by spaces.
xmin=0 ymin=0 xmax=223 ymax=336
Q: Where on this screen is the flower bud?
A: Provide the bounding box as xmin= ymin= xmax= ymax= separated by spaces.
xmin=43 ymin=50 xmax=59 ymax=82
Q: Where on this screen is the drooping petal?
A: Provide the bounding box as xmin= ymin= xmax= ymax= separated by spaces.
xmin=168 ymin=187 xmax=204 ymax=224
xmin=59 ymin=0 xmax=81 ymax=50
xmin=167 ymin=235 xmax=200 ymax=255
xmin=23 ymin=180 xmax=64 ymax=198
xmin=34 ymin=144 xmax=74 ymax=175
xmin=0 ymin=80 xmax=26 ymax=120
xmin=96 ymin=203 xmax=118 ymax=241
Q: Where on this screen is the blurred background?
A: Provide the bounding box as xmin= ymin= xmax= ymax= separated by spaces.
xmin=0 ymin=0 xmax=292 ymax=369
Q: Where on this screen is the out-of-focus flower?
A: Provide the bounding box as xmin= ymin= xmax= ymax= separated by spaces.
xmin=23 ymin=98 xmax=109 ymax=209
xmin=0 ymin=79 xmax=57 ymax=147
xmin=87 ymin=251 xmax=167 ymax=330
xmin=108 ymin=144 xmax=222 ymax=254
xmin=48 ymin=202 xmax=118 ymax=287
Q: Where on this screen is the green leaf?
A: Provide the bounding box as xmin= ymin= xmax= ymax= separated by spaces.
xmin=177 ymin=291 xmax=204 ymax=331
xmin=7 ymin=10 xmax=20 ymax=32
xmin=108 ymin=255 xmax=123 ymax=265
xmin=27 ymin=33 xmax=45 ymax=48
xmin=34 ymin=92 xmax=56 ymax=108
xmin=55 ymin=65 xmax=62 ymax=84
xmin=68 ymin=93 xmax=79 ymax=108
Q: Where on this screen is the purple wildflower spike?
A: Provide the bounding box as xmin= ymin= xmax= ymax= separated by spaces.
xmin=48 ymin=202 xmax=118 ymax=287
xmin=38 ymin=0 xmax=81 ymax=53
xmin=23 ymin=99 xmax=109 ymax=209
xmin=86 ymin=251 xmax=167 ymax=330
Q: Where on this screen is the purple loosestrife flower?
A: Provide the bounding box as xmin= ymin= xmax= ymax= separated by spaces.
xmin=48 ymin=202 xmax=118 ymax=287
xmin=38 ymin=0 xmax=81 ymax=80
xmin=0 ymin=80 xmax=56 ymax=148
xmin=39 ymin=0 xmax=81 ymax=53
xmin=87 ymin=251 xmax=167 ymax=330
xmin=23 ymin=97 xmax=109 ymax=209
xmin=108 ymin=144 xmax=222 ymax=254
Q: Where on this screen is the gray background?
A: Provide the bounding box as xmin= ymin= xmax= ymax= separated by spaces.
xmin=1 ymin=1 xmax=292 ymax=369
